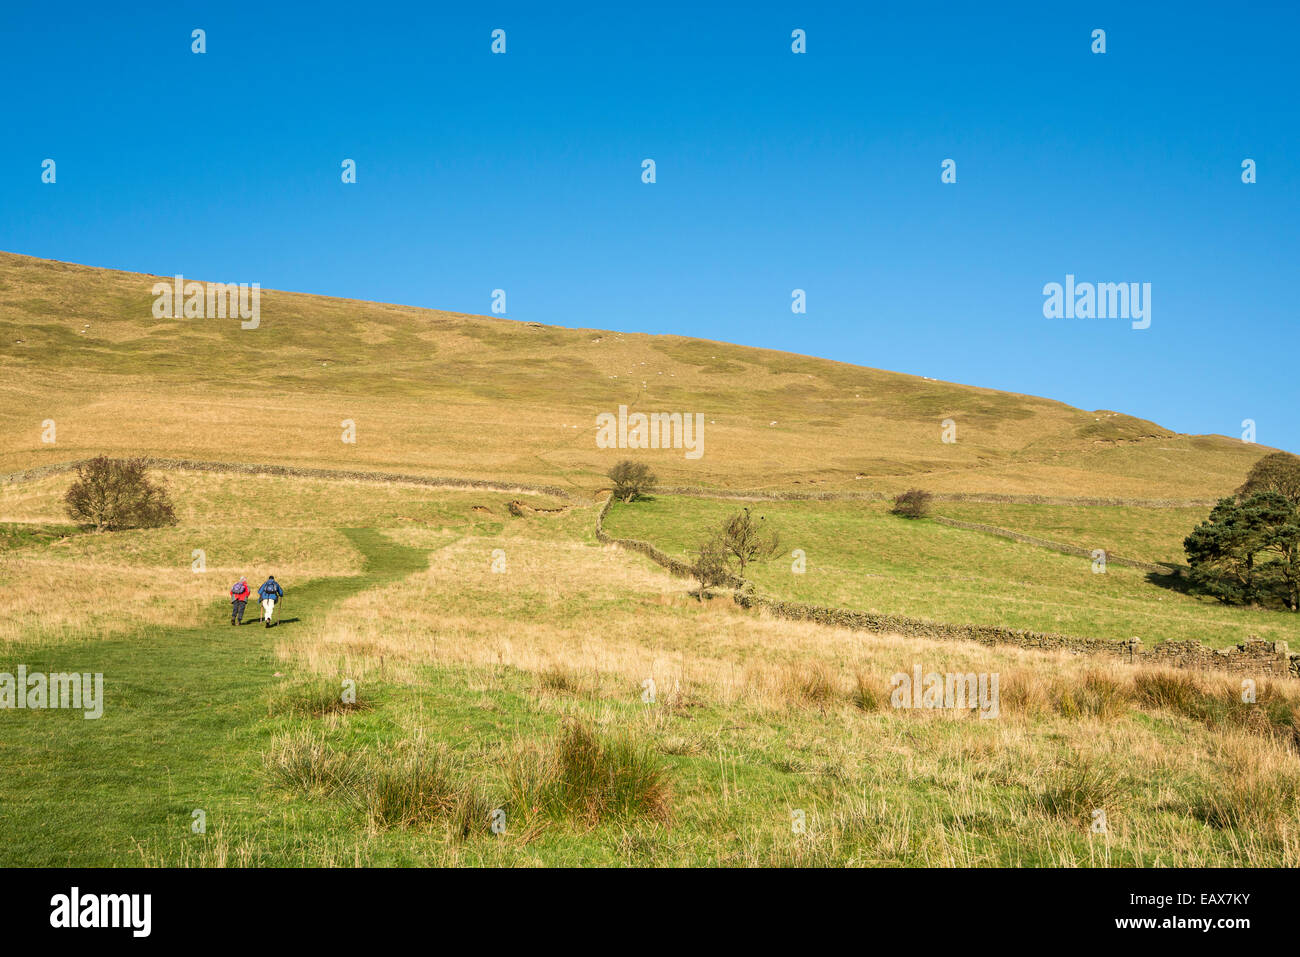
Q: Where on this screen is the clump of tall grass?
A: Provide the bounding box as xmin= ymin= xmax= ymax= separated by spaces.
xmin=264 ymin=727 xmax=363 ymax=795
xmin=537 ymin=664 xmax=593 ymax=696
xmin=1134 ymin=670 xmax=1299 ymax=746
xmin=1035 ymin=753 xmax=1127 ymax=825
xmin=360 ymin=740 xmax=495 ymax=837
xmin=852 ymin=671 xmax=885 ymax=712
xmin=1133 ymin=670 xmax=1205 ymax=716
xmin=1187 ymin=737 xmax=1300 ymax=831
xmin=782 ymin=661 xmax=836 ymax=708
xmin=1057 ymin=672 xmax=1128 ymax=720
xmin=507 ymin=719 xmax=672 ymax=825
xmin=1001 ymin=669 xmax=1128 ymax=720
xmin=267 ymin=677 xmax=372 ymax=718
xmin=265 ymin=730 xmax=499 ymax=839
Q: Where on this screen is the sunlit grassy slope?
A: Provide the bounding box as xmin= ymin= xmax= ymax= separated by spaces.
xmin=602 ymin=496 xmax=1300 ymax=650
xmin=0 ymin=251 xmax=1272 ymax=499
xmin=4 ymin=472 xmax=1299 ymax=867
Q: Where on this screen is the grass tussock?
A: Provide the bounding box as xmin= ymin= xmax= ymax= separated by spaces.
xmin=1187 ymin=736 xmax=1300 ymax=832
xmin=268 ymin=677 xmax=373 ymax=718
xmin=782 ymin=661 xmax=837 ymax=708
xmin=360 ymin=740 xmax=496 ymax=837
xmin=1001 ymin=666 xmax=1299 ymax=747
xmin=265 ymin=730 xmax=497 ymax=839
xmin=1134 ymin=670 xmax=1299 ymax=745
xmin=264 ymin=728 xmax=363 ymax=796
xmin=1057 ymin=672 xmax=1129 ymax=721
xmin=852 ymin=671 xmax=886 ymax=712
xmin=1035 ymin=753 xmax=1128 ymax=826
xmin=507 ymin=719 xmax=672 ymax=826
xmin=537 ymin=664 xmax=595 ymax=697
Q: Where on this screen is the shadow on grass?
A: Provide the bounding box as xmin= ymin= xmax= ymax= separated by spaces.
xmin=1145 ymin=566 xmax=1194 ymax=597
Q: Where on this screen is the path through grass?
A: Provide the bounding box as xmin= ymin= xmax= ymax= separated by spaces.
xmin=0 ymin=528 xmax=428 ymax=866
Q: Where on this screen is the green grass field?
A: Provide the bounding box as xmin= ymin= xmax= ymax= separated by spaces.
xmin=934 ymin=501 xmax=1210 ymax=566
xmin=602 ymin=496 xmax=1300 ymax=649
xmin=3 ymin=472 xmax=1300 ymax=867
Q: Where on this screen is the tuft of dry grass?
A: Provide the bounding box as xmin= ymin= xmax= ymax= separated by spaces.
xmin=1057 ymin=672 xmax=1129 ymax=721
xmin=1035 ymin=752 xmax=1129 ymax=826
xmin=853 ymin=671 xmax=886 ymax=712
xmin=782 ymin=661 xmax=837 ymax=708
xmin=264 ymin=728 xmax=363 ymax=796
xmin=1187 ymin=735 xmax=1300 ymax=832
xmin=267 ymin=677 xmax=373 ymax=718
xmin=359 ymin=740 xmax=495 ymax=838
xmin=537 ymin=664 xmax=594 ymax=697
xmin=506 ymin=719 xmax=672 ymax=826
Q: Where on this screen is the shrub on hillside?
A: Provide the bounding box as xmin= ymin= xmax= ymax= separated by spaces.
xmin=891 ymin=488 xmax=932 ymax=519
xmin=1237 ymin=451 xmax=1300 ymax=505
xmin=692 ymin=534 xmax=731 ymax=601
xmin=608 ymin=460 xmax=658 ymax=503
xmin=719 ymin=507 xmax=781 ymax=579
xmin=64 ymin=456 xmax=177 ymax=532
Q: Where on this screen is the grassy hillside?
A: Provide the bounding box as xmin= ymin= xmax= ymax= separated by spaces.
xmin=3 ymin=252 xmax=1297 ymax=869
xmin=0 ymin=251 xmax=1271 ymax=499
xmin=3 ymin=471 xmax=1299 ymax=867
xmin=602 ymin=496 xmax=1300 ymax=649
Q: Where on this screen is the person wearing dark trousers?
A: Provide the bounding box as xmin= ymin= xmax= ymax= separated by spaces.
xmin=230 ymin=576 xmax=250 ymax=626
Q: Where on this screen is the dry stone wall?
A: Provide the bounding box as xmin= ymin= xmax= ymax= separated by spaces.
xmin=597 ymin=496 xmax=1299 ymax=679
xmin=1 ymin=458 xmax=569 ymax=499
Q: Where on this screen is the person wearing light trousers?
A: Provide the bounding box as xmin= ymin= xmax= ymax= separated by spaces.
xmin=257 ymin=575 xmax=284 ymax=627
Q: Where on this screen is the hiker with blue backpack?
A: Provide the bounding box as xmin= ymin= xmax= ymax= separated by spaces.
xmin=258 ymin=575 xmax=284 ymax=628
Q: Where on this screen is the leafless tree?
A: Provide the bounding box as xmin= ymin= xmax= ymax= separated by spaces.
xmin=64 ymin=457 xmax=177 ymax=532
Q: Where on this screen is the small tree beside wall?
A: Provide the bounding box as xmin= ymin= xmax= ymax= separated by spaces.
xmin=64 ymin=457 xmax=178 ymax=532
xmin=891 ymin=489 xmax=932 ymax=519
xmin=608 ymin=460 xmax=658 ymax=503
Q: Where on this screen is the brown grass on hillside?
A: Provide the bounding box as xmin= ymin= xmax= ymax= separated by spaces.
xmin=0 ymin=250 xmax=1274 ymax=500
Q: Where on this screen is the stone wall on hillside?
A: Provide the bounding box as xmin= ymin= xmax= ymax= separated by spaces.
xmin=594 ymin=493 xmax=744 ymax=587
xmin=1145 ymin=639 xmax=1296 ymax=677
xmin=1 ymin=458 xmax=570 ymax=499
xmin=597 ymin=495 xmax=1299 ymax=679
xmin=659 ymin=485 xmax=1215 ymax=508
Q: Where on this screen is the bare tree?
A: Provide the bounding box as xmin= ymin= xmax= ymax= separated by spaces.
xmin=891 ymin=488 xmax=932 ymax=519
xmin=64 ymin=457 xmax=177 ymax=532
xmin=719 ymin=508 xmax=781 ymax=579
xmin=692 ymin=535 xmax=730 ymax=601
xmin=607 ymin=460 xmax=658 ymax=503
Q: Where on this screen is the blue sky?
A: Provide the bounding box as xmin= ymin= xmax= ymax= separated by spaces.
xmin=3 ymin=1 xmax=1297 ymax=452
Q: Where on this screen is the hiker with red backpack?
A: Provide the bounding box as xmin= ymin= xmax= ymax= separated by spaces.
xmin=229 ymin=576 xmax=251 ymax=626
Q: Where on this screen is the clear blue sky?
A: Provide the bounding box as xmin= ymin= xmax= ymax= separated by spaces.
xmin=3 ymin=1 xmax=1296 ymax=452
